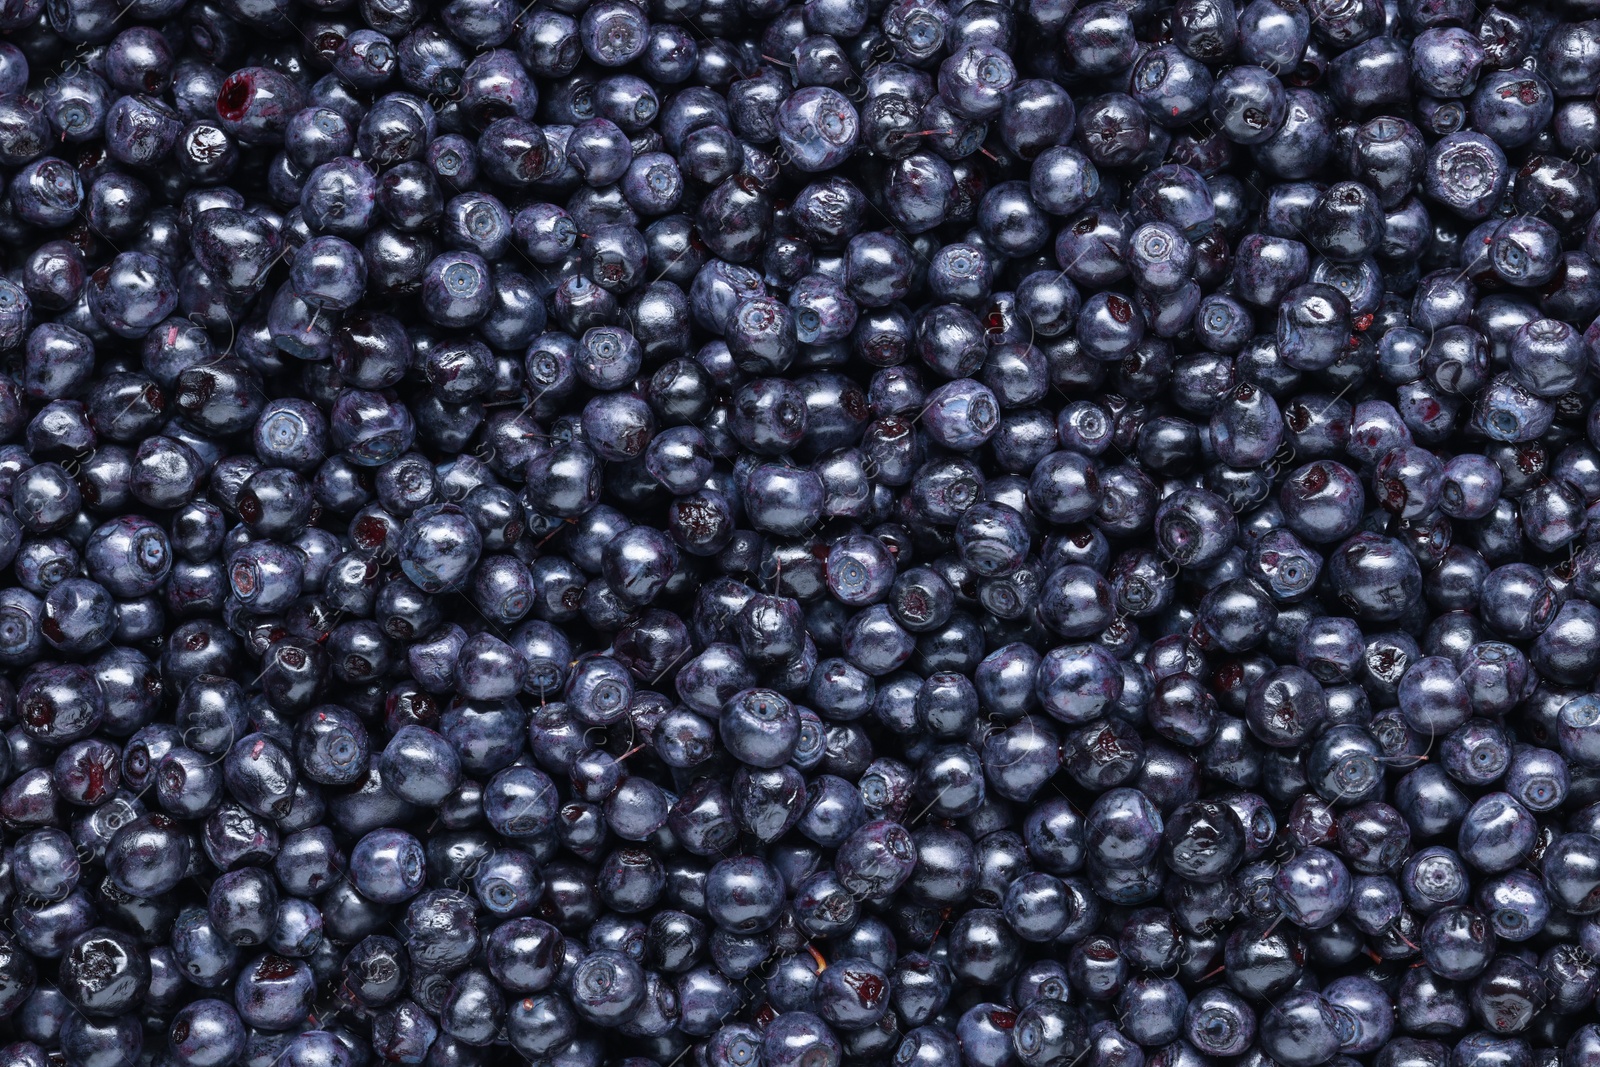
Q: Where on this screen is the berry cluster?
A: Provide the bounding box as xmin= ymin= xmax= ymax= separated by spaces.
xmin=3 ymin=2 xmax=1600 ymax=1067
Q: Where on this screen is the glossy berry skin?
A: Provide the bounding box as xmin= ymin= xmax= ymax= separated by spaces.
xmin=8 ymin=0 xmax=1600 ymax=1060
xmin=349 ymin=828 xmax=426 ymax=904
xmin=1259 ymin=991 xmax=1342 ymax=1067
xmin=88 ymin=253 xmax=180 ymax=339
xmin=1210 ymin=65 xmax=1286 ymax=145
xmin=776 ymin=88 xmax=860 ymax=173
xmin=105 ymin=814 xmax=191 ymax=898
xmin=169 ymin=999 xmax=247 ymax=1067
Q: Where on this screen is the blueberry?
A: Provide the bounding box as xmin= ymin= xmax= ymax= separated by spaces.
xmin=169 ymin=999 xmax=247 ymax=1067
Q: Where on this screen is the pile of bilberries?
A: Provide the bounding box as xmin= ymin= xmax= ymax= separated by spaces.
xmin=5 ymin=1 xmax=1600 ymax=1067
